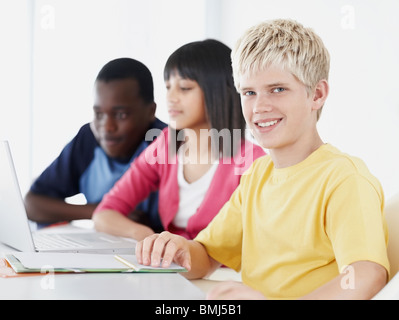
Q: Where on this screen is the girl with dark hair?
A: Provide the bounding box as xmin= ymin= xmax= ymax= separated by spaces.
xmin=93 ymin=40 xmax=265 ymax=241
xmin=164 ymin=39 xmax=246 ymax=158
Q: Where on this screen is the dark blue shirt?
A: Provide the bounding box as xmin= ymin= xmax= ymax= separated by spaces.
xmin=30 ymin=118 xmax=167 ymax=231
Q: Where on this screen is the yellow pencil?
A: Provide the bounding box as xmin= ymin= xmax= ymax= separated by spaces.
xmin=114 ymin=255 xmax=138 ymax=271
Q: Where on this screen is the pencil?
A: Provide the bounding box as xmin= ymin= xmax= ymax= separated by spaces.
xmin=114 ymin=255 xmax=138 ymax=271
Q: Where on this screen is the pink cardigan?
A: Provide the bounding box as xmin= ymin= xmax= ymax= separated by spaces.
xmin=95 ymin=128 xmax=265 ymax=239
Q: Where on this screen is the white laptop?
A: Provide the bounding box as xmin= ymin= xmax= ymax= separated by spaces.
xmin=0 ymin=140 xmax=137 ymax=254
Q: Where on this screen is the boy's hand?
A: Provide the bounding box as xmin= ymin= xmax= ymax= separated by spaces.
xmin=135 ymin=231 xmax=191 ymax=271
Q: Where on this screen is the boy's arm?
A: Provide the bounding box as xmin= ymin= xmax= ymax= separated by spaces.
xmin=26 ymin=125 xmax=98 ymax=224
xmin=300 ymin=260 xmax=387 ymax=300
xmin=25 ymin=191 xmax=96 ymax=223
xmin=208 ymin=260 xmax=387 ymax=300
xmin=136 ymin=232 xmax=221 ymax=279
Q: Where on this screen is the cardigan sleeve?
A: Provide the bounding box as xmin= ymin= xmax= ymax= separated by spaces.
xmin=94 ymin=129 xmax=168 ymax=216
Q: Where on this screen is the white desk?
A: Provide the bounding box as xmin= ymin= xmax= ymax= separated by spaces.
xmin=0 ymin=221 xmax=246 ymax=300
xmin=0 ymin=243 xmax=205 ymax=300
xmin=0 ymin=222 xmax=205 ymax=300
xmin=0 ymin=269 xmax=204 ymax=300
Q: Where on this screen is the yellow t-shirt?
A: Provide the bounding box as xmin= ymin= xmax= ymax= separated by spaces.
xmin=195 ymin=144 xmax=390 ymax=299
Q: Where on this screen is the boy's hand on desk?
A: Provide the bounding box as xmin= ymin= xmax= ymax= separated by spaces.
xmin=136 ymin=232 xmax=191 ymax=271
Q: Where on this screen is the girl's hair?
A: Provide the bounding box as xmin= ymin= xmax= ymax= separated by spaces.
xmin=164 ymin=39 xmax=246 ymax=158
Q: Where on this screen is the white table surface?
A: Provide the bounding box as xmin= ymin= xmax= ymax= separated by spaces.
xmin=0 ymin=222 xmax=206 ymax=300
xmin=0 ymin=267 xmax=205 ymax=300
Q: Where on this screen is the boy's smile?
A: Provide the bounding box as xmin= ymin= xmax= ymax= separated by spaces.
xmin=256 ymin=119 xmax=280 ymax=128
xmin=255 ymin=118 xmax=283 ymax=132
xmin=239 ymin=66 xmax=328 ymax=168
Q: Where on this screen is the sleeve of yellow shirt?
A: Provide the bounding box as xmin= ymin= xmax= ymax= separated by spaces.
xmin=195 ymin=182 xmax=244 ymax=272
xmin=325 ymin=174 xmax=390 ymax=276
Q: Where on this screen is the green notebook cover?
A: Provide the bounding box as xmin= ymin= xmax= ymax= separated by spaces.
xmin=5 ymin=253 xmax=187 ymax=274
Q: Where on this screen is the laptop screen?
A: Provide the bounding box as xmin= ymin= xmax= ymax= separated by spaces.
xmin=0 ymin=141 xmax=36 ymax=252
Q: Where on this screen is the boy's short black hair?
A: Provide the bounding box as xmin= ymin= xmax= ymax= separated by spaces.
xmin=96 ymin=58 xmax=154 ymax=104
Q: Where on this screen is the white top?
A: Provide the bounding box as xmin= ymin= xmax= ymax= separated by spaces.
xmin=173 ymin=154 xmax=219 ymax=229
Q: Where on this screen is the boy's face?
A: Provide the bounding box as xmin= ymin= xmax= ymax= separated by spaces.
xmin=93 ymin=79 xmax=155 ymax=160
xmin=239 ymin=66 xmax=325 ymax=152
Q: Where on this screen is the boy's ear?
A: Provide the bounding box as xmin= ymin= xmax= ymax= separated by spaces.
xmin=147 ymin=102 xmax=157 ymax=120
xmin=311 ymin=80 xmax=329 ymax=111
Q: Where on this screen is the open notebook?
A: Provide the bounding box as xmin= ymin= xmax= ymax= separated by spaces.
xmin=5 ymin=252 xmax=187 ymax=273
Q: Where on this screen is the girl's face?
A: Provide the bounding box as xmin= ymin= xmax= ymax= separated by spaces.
xmin=165 ymin=73 xmax=209 ymax=131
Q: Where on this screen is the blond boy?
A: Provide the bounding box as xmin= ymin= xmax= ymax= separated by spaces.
xmin=135 ymin=19 xmax=389 ymax=300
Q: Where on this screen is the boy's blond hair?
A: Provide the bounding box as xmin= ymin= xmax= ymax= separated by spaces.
xmin=232 ymin=19 xmax=330 ymax=120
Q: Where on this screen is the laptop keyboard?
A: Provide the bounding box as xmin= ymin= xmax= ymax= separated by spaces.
xmin=33 ymin=233 xmax=87 ymax=250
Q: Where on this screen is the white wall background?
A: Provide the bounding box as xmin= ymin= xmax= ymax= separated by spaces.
xmin=0 ymin=1 xmax=32 ymax=194
xmin=1 ymin=0 xmax=398 ymax=200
